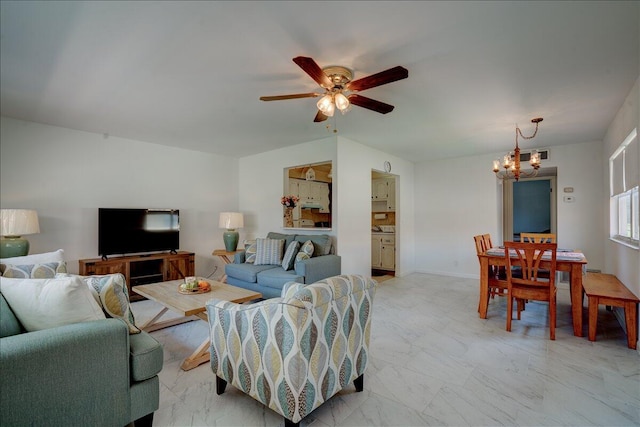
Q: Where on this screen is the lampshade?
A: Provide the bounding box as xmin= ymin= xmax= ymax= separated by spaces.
xmin=219 ymin=212 xmax=243 ymax=252
xmin=219 ymin=212 xmax=244 ymax=230
xmin=334 ymin=92 xmax=350 ymax=112
xmin=0 ymin=209 xmax=40 ymax=236
xmin=316 ymin=94 xmax=335 ymax=117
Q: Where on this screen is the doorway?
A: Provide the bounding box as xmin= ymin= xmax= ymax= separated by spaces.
xmin=503 ymin=174 xmax=557 ymax=242
xmin=371 ymin=170 xmax=397 ymax=279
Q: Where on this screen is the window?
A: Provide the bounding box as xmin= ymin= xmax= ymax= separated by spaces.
xmin=609 ymin=128 xmax=639 ymax=248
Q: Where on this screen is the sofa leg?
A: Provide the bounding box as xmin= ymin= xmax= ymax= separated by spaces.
xmin=284 ymin=417 xmax=299 ymax=427
xmin=354 ymin=374 xmax=364 ymax=392
xmin=134 ymin=412 xmax=154 ymax=427
xmin=216 ymin=375 xmax=227 ymax=395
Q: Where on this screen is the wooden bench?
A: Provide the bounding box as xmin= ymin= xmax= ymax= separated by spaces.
xmin=582 ymin=272 xmax=639 ymax=349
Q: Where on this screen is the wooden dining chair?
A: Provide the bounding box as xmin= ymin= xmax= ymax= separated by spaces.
xmin=504 ymin=241 xmax=558 ymax=340
xmin=474 ymin=234 xmax=506 ymax=311
xmin=521 ymin=233 xmax=556 ymax=243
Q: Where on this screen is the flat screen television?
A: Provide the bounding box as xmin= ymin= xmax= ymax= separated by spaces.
xmin=98 ymin=208 xmax=179 ymax=257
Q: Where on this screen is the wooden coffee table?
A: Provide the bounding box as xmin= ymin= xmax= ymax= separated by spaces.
xmin=133 ymin=279 xmax=261 ymax=370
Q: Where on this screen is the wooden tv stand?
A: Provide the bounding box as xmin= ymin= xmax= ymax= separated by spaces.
xmin=78 ymin=251 xmax=195 ymax=302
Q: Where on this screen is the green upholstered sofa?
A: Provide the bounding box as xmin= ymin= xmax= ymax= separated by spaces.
xmin=224 ymin=232 xmax=341 ymax=299
xmin=0 ymin=290 xmax=163 ymax=426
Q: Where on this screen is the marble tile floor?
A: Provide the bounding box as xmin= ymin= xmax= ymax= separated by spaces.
xmin=130 ymin=273 xmax=640 ymax=427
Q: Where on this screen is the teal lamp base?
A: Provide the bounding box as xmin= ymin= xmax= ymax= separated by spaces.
xmin=222 ymin=229 xmax=239 ymax=252
xmin=0 ymin=236 xmax=30 ymax=258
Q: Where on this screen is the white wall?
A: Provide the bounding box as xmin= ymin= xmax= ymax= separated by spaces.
xmin=238 ymin=135 xmax=415 ymax=277
xmin=336 ymin=137 xmax=415 ymax=277
xmin=238 ymin=136 xmax=337 ymax=242
xmin=414 ymin=139 xmax=605 ymax=279
xmin=603 ymin=77 xmax=640 ymax=298
xmin=0 ymin=116 xmax=239 ymax=277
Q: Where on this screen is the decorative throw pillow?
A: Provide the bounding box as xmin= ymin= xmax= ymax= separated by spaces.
xmin=254 ymin=238 xmax=285 ymax=266
xmin=281 ymin=241 xmax=301 ymax=271
xmin=295 ymin=240 xmax=314 ymax=262
xmin=244 ymin=240 xmax=257 ymax=264
xmin=0 ymin=249 xmax=65 ymax=265
xmin=0 ymin=276 xmax=106 ymax=332
xmin=57 ymin=273 xmax=140 ymax=334
xmin=1 ymin=261 xmax=67 ymax=278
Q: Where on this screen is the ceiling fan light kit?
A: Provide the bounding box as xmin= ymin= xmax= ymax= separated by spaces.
xmin=493 ymin=117 xmax=544 ymax=182
xmin=261 ymin=56 xmax=408 ymax=122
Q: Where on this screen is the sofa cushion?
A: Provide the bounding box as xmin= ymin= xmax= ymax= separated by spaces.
xmin=257 ymin=268 xmax=303 ymax=290
xmin=0 ymin=249 xmax=65 ymax=265
xmin=226 ymin=263 xmax=276 ymax=283
xmin=254 ymin=238 xmax=284 ymax=265
xmin=294 ymin=234 xmax=332 ymax=257
xmin=0 ymin=292 xmax=22 ymax=338
xmin=243 ymin=239 xmax=257 ymax=263
xmin=1 ymin=261 xmax=67 ymax=278
xmin=296 ymin=240 xmax=314 ymax=262
xmin=266 ymin=232 xmax=295 ymax=248
xmin=58 ymin=273 xmax=140 ymax=334
xmin=129 ymin=331 xmax=164 ymax=382
xmin=281 ymin=240 xmax=301 ymax=271
xmin=0 ymin=276 xmax=106 ymax=332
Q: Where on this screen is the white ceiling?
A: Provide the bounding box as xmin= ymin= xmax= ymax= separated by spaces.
xmin=1 ymin=1 xmax=638 ymax=162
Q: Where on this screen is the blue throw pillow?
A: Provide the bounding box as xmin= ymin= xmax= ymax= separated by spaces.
xmin=281 ymin=241 xmax=301 ymax=271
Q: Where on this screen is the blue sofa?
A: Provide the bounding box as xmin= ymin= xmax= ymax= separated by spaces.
xmin=0 ymin=291 xmax=163 ymax=426
xmin=225 ymin=232 xmax=341 ymax=299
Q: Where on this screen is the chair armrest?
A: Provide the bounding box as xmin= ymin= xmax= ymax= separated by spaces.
xmin=295 ymin=254 xmax=342 ymax=284
xmin=0 ymin=319 xmax=131 ymax=426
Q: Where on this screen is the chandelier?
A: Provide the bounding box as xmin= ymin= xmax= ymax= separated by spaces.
xmin=493 ymin=117 xmax=544 ymax=181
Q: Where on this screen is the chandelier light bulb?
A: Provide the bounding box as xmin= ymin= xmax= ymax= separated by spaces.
xmin=492 ymin=160 xmax=500 ymax=173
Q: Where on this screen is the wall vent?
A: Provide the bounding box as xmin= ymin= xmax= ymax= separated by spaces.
xmin=517 ymin=148 xmax=550 ymax=162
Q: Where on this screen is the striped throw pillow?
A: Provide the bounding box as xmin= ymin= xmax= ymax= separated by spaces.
xmin=254 ymin=238 xmax=285 ymax=266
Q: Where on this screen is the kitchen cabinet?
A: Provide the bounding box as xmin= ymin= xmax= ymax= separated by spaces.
xmin=371 ymin=178 xmax=396 ymax=212
xmin=289 ymin=178 xmax=330 ymax=213
xmin=371 ymin=233 xmax=395 ymax=271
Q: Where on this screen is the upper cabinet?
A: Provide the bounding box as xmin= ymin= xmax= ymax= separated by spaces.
xmin=371 ymin=177 xmax=396 ymax=212
xmin=284 ymin=161 xmax=332 ymax=229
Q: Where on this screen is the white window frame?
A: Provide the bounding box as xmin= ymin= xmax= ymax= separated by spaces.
xmin=609 ymin=128 xmax=639 ymax=249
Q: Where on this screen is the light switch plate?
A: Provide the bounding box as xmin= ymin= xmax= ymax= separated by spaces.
xmin=563 ymin=196 xmax=575 ymax=203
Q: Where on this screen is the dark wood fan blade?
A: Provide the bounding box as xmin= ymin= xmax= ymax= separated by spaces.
xmin=314 ymin=110 xmax=328 ymax=122
xmin=293 ymin=56 xmax=333 ymax=89
xmin=260 ymin=93 xmax=320 ymax=101
xmin=346 ymin=66 xmax=408 ymax=92
xmin=348 ymin=94 xmax=395 ymax=114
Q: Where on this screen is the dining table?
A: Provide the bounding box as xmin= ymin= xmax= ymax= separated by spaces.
xmin=478 ymin=247 xmax=588 ymax=337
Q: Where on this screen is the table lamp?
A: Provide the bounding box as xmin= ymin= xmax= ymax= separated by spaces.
xmin=0 ymin=209 xmax=40 ymax=258
xmin=219 ymin=212 xmax=243 ymax=252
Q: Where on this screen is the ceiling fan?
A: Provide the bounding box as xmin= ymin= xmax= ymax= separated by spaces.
xmin=260 ymin=56 xmax=408 ymax=122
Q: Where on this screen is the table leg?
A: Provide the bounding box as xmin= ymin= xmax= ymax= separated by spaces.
xmin=588 ymin=296 xmax=598 ymax=341
xmin=479 ymin=257 xmax=489 ymax=318
xmin=180 ymin=312 xmax=211 ymax=371
xmin=624 ymin=302 xmax=637 ymax=350
xmin=570 ymin=264 xmax=584 ymax=337
xmin=138 ymin=306 xmax=198 ymax=333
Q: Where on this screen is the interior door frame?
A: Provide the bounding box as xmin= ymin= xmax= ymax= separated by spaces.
xmin=503 ymin=175 xmax=557 ymax=242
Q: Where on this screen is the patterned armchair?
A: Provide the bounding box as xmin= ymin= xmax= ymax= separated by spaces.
xmin=206 ymin=274 xmax=377 ymax=426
